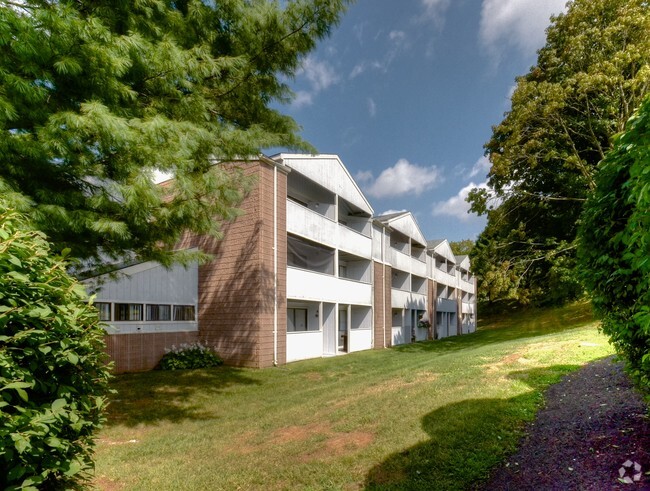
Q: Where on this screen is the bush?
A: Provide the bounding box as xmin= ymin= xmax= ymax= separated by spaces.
xmin=0 ymin=205 xmax=111 ymax=489
xmin=159 ymin=342 xmax=223 ymax=370
xmin=578 ymin=95 xmax=650 ymax=391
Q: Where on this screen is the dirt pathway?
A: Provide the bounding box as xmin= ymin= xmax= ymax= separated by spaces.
xmin=480 ymin=356 xmax=650 ymax=490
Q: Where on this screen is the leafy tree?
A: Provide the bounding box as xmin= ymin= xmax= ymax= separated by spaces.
xmin=449 ymin=239 xmax=474 ymax=256
xmin=0 ymin=203 xmax=111 ymax=489
xmin=578 ymin=95 xmax=650 ymax=390
xmin=0 ymin=0 xmax=349 ymax=267
xmin=468 ymin=0 xmax=650 ymax=307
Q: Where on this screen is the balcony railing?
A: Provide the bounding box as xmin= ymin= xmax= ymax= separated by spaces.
xmin=287 ymin=267 xmax=372 ymax=305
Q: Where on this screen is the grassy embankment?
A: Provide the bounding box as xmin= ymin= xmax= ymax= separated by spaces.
xmin=94 ymin=302 xmax=612 ymax=490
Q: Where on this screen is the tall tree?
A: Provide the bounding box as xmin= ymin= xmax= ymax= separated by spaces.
xmin=578 ymin=94 xmax=650 ymax=390
xmin=0 ymin=0 xmax=349 ymax=267
xmin=468 ymin=0 xmax=650 ymax=307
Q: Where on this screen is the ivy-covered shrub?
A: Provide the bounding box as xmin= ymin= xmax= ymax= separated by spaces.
xmin=159 ymin=342 xmax=223 ymax=370
xmin=0 ymin=205 xmax=111 ymax=489
xmin=578 ymin=95 xmax=650 ymax=391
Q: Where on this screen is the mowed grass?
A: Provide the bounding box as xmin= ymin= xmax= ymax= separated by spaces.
xmin=94 ymin=302 xmax=612 ymax=490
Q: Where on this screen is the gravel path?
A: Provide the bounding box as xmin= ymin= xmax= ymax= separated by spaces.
xmin=481 ymin=356 xmax=650 ymax=490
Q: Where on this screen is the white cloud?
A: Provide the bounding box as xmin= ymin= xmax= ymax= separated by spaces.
xmin=363 ymin=159 xmax=442 ymax=199
xmin=421 ymin=0 xmax=451 ymax=28
xmin=432 ymin=182 xmax=488 ymax=222
xmin=379 ymin=209 xmax=408 ymax=216
xmin=355 ymin=170 xmax=374 ymax=183
xmin=292 ymin=90 xmax=313 ymax=108
xmin=469 ymin=155 xmax=491 ymax=179
xmin=479 ymin=0 xmax=566 ymax=60
xmin=299 ymin=55 xmax=339 ymax=92
xmin=349 ymin=30 xmax=409 ymax=79
xmin=367 ymin=98 xmax=377 ymax=117
xmin=292 ymin=56 xmax=339 ymax=107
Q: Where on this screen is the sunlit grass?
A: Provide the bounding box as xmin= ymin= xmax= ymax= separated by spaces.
xmin=94 ymin=301 xmax=612 ymax=490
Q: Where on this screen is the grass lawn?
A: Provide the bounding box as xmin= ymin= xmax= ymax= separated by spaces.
xmin=94 ymin=302 xmax=613 ymax=490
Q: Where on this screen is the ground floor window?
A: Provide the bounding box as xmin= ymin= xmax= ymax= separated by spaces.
xmin=115 ymin=303 xmax=143 ymax=321
xmin=287 ymin=308 xmax=309 ymax=332
xmin=96 ymin=302 xmax=112 ymax=321
xmin=173 ymin=305 xmax=195 ymax=321
xmin=147 ymin=304 xmax=171 ymax=321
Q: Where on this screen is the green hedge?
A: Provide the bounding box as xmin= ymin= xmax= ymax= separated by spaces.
xmin=578 ymin=95 xmax=650 ymax=391
xmin=0 ymin=205 xmax=111 ymax=489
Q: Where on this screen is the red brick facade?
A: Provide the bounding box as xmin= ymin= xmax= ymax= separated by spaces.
xmin=105 ymin=331 xmax=199 ymax=373
xmin=178 ymin=160 xmax=288 ymax=368
xmin=373 ymin=261 xmax=392 ymax=349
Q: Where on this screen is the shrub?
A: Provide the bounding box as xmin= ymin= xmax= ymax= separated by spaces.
xmin=578 ymin=95 xmax=650 ymax=391
xmin=159 ymin=342 xmax=223 ymax=370
xmin=0 ymin=205 xmax=111 ymax=489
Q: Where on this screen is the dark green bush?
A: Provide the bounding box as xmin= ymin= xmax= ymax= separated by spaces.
xmin=578 ymin=95 xmax=650 ymax=391
xmin=159 ymin=342 xmax=223 ymax=370
xmin=0 ymin=205 xmax=111 ymax=489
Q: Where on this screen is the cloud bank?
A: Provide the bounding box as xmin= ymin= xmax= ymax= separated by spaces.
xmin=479 ymin=0 xmax=567 ymax=60
xmin=432 ymin=182 xmax=487 ymax=221
xmin=359 ymin=158 xmax=442 ymax=199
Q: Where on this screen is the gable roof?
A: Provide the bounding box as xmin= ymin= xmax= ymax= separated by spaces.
xmin=428 ymin=238 xmax=456 ymax=263
xmin=456 ymin=255 xmax=470 ymax=271
xmin=272 ymin=154 xmax=373 ymax=216
xmin=375 ymin=211 xmax=427 ymax=247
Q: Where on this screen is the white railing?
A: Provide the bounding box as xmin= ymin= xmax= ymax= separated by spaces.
xmin=462 ymin=302 xmax=476 ymax=314
xmin=338 ymin=223 xmax=372 ymax=259
xmin=391 ymin=289 xmax=426 ymax=309
xmin=287 ymin=200 xmax=372 ymax=259
xmin=433 ymin=268 xmax=457 ymax=286
xmin=287 ymin=268 xmax=372 ymax=305
xmin=459 ymin=278 xmax=475 ymax=293
xmin=436 ymin=298 xmax=457 ymax=312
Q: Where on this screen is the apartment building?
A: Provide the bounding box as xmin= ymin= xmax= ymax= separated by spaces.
xmin=87 ymin=154 xmax=477 ymax=372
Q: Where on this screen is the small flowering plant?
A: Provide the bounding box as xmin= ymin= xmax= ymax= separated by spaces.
xmin=159 ymin=342 xmax=223 ymax=370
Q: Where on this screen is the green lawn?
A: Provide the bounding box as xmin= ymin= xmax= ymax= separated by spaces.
xmin=94 ymin=302 xmax=612 ymax=490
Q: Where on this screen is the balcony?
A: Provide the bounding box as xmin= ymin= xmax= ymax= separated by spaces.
xmin=436 ymin=297 xmax=457 ymax=312
xmin=433 ymin=268 xmax=457 ymax=286
xmin=391 ymin=289 xmax=426 ymax=309
xmin=459 ymin=278 xmax=475 ymax=293
xmin=287 ymin=267 xmax=372 ymax=305
xmin=462 ymin=302 xmax=476 ymax=314
xmin=287 ymin=200 xmax=371 ymax=258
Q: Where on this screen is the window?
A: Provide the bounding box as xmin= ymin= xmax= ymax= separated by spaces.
xmin=96 ymin=302 xmax=111 ymax=321
xmin=147 ymin=304 xmax=171 ymax=321
xmin=287 ymin=308 xmax=308 ymax=332
xmin=173 ymin=305 xmax=196 ymax=321
xmin=115 ymin=303 xmax=143 ymax=321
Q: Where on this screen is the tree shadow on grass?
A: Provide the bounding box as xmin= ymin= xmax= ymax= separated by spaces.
xmin=105 ymin=366 xmax=261 ymax=427
xmin=364 ymin=365 xmax=582 ymax=491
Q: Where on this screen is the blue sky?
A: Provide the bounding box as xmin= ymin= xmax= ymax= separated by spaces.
xmin=270 ymin=0 xmax=567 ymax=242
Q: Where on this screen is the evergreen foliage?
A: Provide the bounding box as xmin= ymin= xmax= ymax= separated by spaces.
xmin=468 ymin=0 xmax=650 ymax=308
xmin=0 ymin=204 xmax=111 ymax=489
xmin=578 ymin=95 xmax=650 ymax=391
xmin=0 ymin=0 xmax=349 ymax=267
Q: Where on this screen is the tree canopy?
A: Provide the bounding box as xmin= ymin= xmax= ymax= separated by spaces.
xmin=0 ymin=0 xmax=349 ymax=267
xmin=578 ymin=94 xmax=650 ymax=390
xmin=468 ymin=0 xmax=650 ymax=308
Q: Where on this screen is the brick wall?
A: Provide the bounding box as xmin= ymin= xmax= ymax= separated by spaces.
xmin=373 ymin=261 xmax=392 ymax=349
xmin=178 ymin=160 xmax=287 ymax=368
xmin=427 ymin=278 xmax=435 ymax=341
xmin=105 ymin=331 xmax=199 ymax=373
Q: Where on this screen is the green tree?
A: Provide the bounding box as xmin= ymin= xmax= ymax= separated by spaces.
xmin=468 ymin=0 xmax=650 ymax=307
xmin=0 ymin=203 xmax=111 ymax=489
xmin=449 ymin=239 xmax=474 ymax=256
xmin=0 ymin=0 xmax=349 ymax=267
xmin=578 ymin=95 xmax=650 ymax=390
